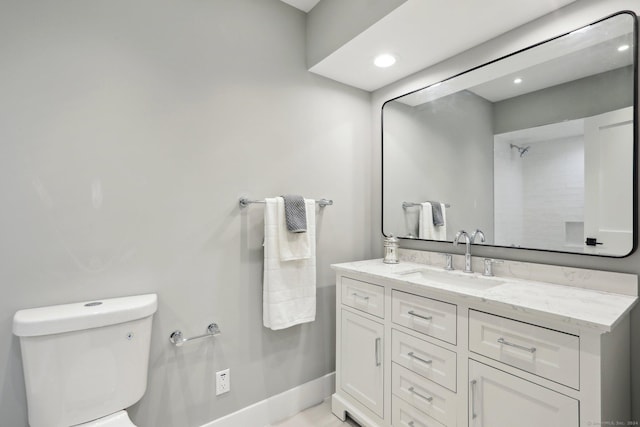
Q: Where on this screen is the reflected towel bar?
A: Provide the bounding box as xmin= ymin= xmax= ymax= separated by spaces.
xmin=169 ymin=323 xmax=221 ymax=347
xmin=239 ymin=197 xmax=333 ymax=208
xmin=403 ymin=201 xmax=451 ymax=209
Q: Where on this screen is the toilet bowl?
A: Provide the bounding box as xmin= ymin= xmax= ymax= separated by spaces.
xmin=75 ymin=411 xmax=136 ymax=427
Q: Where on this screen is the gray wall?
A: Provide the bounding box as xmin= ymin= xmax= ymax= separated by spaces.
xmin=0 ymin=1 xmax=372 ymax=426
xmin=383 ymin=92 xmax=494 ymax=241
xmin=372 ymin=0 xmax=640 ymax=419
xmin=494 ymin=66 xmax=635 ymax=134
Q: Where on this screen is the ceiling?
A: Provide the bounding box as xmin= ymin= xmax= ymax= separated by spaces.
xmin=279 ymin=0 xmax=583 ymax=92
xmin=279 ymin=0 xmax=320 ymax=13
xmin=303 ymin=0 xmax=576 ymax=92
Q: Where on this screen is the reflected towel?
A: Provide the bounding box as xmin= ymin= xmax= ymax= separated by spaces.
xmin=419 ymin=202 xmax=447 ymax=240
xmin=428 ymin=200 xmax=444 ymax=226
xmin=263 ymin=198 xmax=316 ymax=330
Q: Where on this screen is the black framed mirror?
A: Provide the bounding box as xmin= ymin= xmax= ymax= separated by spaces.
xmin=382 ymin=11 xmax=638 ymax=257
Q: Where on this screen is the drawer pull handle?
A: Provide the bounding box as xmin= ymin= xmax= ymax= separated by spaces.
xmin=407 ymin=351 xmax=433 ymax=365
xmin=497 ymin=337 xmax=537 ymax=353
xmin=352 ymin=292 xmax=370 ymax=301
xmin=409 ymin=386 xmax=433 ymax=402
xmin=375 ymin=337 xmax=382 ymax=366
xmin=471 ymin=379 xmax=478 ymax=419
xmin=408 ymin=310 xmax=432 ymax=321
xmin=408 ymin=422 xmax=415 ymax=427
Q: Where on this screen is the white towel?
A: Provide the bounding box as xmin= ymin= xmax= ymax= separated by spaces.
xmin=419 ymin=202 xmax=447 ymax=240
xmin=263 ymin=197 xmax=316 ymax=330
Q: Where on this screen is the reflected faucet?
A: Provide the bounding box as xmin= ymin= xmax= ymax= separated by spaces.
xmin=471 ymin=229 xmax=485 ymax=244
xmin=453 ymin=230 xmax=473 ymax=273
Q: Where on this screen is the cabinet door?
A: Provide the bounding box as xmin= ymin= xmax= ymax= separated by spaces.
xmin=341 ymin=310 xmax=384 ymax=418
xmin=469 ymin=360 xmax=578 ymax=427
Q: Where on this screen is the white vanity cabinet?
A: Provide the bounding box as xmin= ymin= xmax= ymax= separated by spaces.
xmin=331 ymin=259 xmax=637 ymax=427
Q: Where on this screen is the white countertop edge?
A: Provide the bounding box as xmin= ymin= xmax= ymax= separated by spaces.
xmin=332 ymin=259 xmax=638 ymax=334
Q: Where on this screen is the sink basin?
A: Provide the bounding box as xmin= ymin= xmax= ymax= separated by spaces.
xmin=396 ymin=267 xmax=506 ymax=291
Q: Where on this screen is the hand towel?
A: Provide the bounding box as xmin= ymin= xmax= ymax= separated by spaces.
xmin=277 ymin=197 xmax=311 ymax=261
xmin=263 ymin=198 xmax=316 ymax=330
xmin=282 ymin=194 xmax=307 ymax=233
xmin=428 ymin=200 xmax=445 ymax=226
xmin=419 ymin=202 xmax=447 ymax=240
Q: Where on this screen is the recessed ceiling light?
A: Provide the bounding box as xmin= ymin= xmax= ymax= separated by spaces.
xmin=618 ymin=44 xmax=630 ymax=52
xmin=374 ymin=54 xmax=396 ymax=68
xmin=513 ymin=78 xmax=523 ymax=84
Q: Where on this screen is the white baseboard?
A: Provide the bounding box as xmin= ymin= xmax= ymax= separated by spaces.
xmin=201 ymin=372 xmax=336 ymax=427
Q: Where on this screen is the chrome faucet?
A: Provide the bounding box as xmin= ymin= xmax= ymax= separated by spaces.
xmin=453 ymin=230 xmax=473 ymax=273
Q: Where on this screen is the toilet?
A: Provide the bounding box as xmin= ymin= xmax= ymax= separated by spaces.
xmin=13 ymin=294 xmax=158 ymax=427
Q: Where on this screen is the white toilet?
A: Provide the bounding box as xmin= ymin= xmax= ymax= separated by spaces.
xmin=13 ymin=294 xmax=158 ymax=427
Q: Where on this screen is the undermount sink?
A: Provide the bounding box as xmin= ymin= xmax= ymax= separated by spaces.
xmin=396 ymin=267 xmax=507 ymax=291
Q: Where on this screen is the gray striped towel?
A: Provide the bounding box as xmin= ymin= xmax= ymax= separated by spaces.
xmin=282 ymin=195 xmax=307 ymax=233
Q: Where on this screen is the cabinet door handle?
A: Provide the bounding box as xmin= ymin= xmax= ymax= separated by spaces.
xmin=497 ymin=337 xmax=537 ymax=353
xmin=375 ymin=337 xmax=381 ymax=366
xmin=407 ymin=351 xmax=432 ymax=365
xmin=470 ymin=379 xmax=478 ymax=420
xmin=352 ymin=292 xmax=370 ymax=301
xmin=408 ymin=386 xmax=433 ymax=402
xmin=408 ymin=310 xmax=432 ymax=321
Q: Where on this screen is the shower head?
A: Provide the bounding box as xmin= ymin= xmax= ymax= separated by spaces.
xmin=510 ymin=143 xmax=531 ymax=157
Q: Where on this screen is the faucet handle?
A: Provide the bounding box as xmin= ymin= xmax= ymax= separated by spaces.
xmin=440 ymin=253 xmax=454 ymax=271
xmin=483 ymin=258 xmax=503 ymax=277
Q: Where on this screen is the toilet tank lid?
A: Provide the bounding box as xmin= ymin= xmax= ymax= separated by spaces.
xmin=13 ymin=294 xmax=158 ymax=337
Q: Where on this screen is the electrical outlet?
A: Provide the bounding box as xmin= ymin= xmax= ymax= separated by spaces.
xmin=216 ymin=369 xmax=230 ymax=395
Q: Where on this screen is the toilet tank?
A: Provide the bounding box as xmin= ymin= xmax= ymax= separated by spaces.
xmin=13 ymin=294 xmax=158 ymax=427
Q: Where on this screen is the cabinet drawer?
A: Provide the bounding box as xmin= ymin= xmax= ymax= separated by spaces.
xmin=392 ymin=395 xmax=446 ymax=427
xmin=341 ymin=277 xmax=384 ymax=318
xmin=392 ymin=363 xmax=456 ymax=426
xmin=469 ymin=310 xmax=579 ymax=389
xmin=392 ymin=290 xmax=457 ymax=344
xmin=392 ymin=329 xmax=456 ymax=392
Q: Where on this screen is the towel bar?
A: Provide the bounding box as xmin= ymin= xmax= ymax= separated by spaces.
xmin=169 ymin=322 xmax=221 ymax=347
xmin=239 ymin=197 xmax=333 ymax=208
xmin=402 ymin=201 xmax=451 ymax=209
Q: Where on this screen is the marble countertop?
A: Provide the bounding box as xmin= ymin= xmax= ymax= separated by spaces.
xmin=332 ymin=259 xmax=638 ymax=333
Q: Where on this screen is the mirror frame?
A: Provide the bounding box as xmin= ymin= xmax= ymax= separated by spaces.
xmin=381 ymin=10 xmax=639 ymax=258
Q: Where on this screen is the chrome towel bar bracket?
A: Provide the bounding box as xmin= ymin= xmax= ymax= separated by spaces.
xmin=169 ymin=322 xmax=221 ymax=347
xmin=239 ymin=197 xmax=333 ymax=209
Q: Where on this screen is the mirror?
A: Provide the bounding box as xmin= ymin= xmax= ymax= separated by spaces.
xmin=382 ymin=12 xmax=637 ymax=257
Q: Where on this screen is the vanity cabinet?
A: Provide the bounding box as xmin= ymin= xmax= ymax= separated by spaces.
xmin=331 ymin=260 xmax=636 ymax=427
